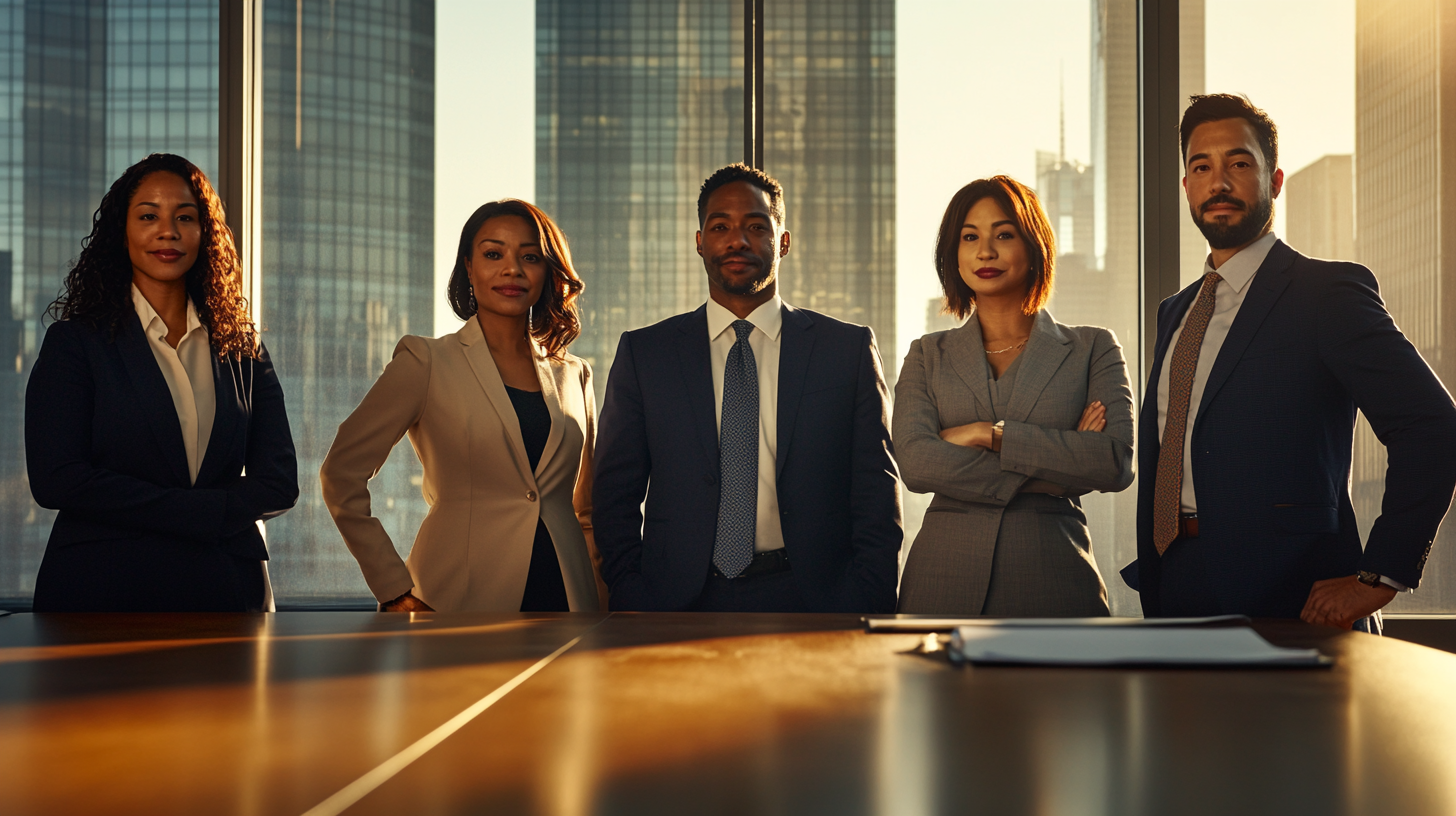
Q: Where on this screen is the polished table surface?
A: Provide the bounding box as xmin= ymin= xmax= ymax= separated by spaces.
xmin=2 ymin=612 xmax=1455 ymax=816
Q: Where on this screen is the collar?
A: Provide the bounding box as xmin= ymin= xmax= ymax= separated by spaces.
xmin=706 ymin=293 xmax=783 ymax=343
xmin=1205 ymin=231 xmax=1278 ymax=294
xmin=131 ymin=283 xmax=203 ymax=341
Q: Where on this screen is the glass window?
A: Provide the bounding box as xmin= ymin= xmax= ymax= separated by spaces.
xmin=0 ymin=0 xmax=219 ymax=603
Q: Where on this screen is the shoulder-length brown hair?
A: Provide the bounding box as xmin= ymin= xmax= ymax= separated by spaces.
xmin=446 ymin=200 xmax=583 ymax=359
xmin=934 ymin=175 xmax=1056 ymax=319
xmin=46 ymin=153 xmax=258 ymax=358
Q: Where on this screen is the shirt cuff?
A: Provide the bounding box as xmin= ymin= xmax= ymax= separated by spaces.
xmin=1378 ymin=575 xmax=1410 ymax=592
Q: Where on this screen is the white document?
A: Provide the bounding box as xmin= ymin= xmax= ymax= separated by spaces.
xmin=865 ymin=615 xmax=1249 ymax=632
xmin=948 ymin=626 xmax=1329 ymax=667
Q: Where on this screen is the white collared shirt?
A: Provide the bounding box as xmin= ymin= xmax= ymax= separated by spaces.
xmin=132 ymin=284 xmax=216 ymax=485
xmin=706 ymin=294 xmax=786 ymax=553
xmin=1156 ymin=231 xmax=1278 ymax=513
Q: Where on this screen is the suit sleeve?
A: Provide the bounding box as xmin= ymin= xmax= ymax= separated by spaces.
xmin=227 ymin=341 xmax=299 ymax=528
xmin=319 ymin=336 xmax=429 ymax=603
xmin=998 ymin=328 xmax=1136 ymax=493
xmin=1316 ymin=265 xmax=1456 ymax=588
xmin=892 ymin=337 xmax=1028 ymax=505
xmin=573 ymin=361 xmax=610 ymax=610
xmin=25 ymin=320 xmax=238 ymax=540
xmin=842 ymin=327 xmax=903 ymax=613
xmin=591 ymin=333 xmax=652 ymax=610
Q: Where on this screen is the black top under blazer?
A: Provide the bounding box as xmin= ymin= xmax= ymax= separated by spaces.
xmin=25 ymin=315 xmax=298 ymax=612
xmin=1133 ymin=240 xmax=1456 ymax=617
xmin=592 ymin=302 xmax=903 ymax=613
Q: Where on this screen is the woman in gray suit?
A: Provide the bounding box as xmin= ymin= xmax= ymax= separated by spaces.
xmin=895 ymin=176 xmax=1134 ymax=616
xmin=322 ymin=200 xmax=605 ymax=613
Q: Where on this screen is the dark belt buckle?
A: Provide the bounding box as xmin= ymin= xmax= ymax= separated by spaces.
xmin=714 ymin=549 xmax=790 ymax=580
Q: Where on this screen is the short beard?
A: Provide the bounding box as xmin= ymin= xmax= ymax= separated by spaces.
xmin=709 ymin=255 xmax=774 ymax=296
xmin=1192 ymin=191 xmax=1273 ymax=250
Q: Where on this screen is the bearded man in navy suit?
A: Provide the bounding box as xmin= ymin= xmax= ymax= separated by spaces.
xmin=593 ymin=164 xmax=902 ymax=613
xmin=1131 ymin=94 xmax=1456 ymax=628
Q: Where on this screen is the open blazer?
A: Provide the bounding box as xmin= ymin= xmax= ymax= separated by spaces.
xmin=321 ymin=318 xmax=604 ymax=612
xmin=25 ymin=316 xmax=298 ymax=612
xmin=894 ymin=310 xmax=1135 ymax=614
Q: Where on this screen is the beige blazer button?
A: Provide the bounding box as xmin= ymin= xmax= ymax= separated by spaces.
xmin=526 ymin=490 xmax=538 ymax=502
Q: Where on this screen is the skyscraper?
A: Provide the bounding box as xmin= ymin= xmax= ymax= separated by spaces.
xmin=535 ymin=0 xmax=896 ymax=396
xmin=1285 ymin=154 xmax=1354 ymax=261
xmin=260 ymin=0 xmax=435 ymax=600
xmin=0 ymin=0 xmax=220 ymax=600
xmin=1353 ymin=0 xmax=1455 ymax=610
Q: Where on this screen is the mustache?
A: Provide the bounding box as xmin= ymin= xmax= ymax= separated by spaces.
xmin=713 ymin=252 xmax=762 ymax=268
xmin=1200 ymin=194 xmax=1247 ymax=215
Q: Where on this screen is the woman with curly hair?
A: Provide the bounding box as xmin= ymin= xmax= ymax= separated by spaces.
xmin=321 ymin=200 xmax=606 ymax=612
xmin=25 ymin=153 xmax=298 ymax=612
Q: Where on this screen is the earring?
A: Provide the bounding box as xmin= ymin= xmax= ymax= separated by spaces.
xmin=468 ymin=287 xmax=478 ymax=312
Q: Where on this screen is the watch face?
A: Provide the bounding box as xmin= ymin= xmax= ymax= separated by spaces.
xmin=1357 ymin=571 xmax=1380 ymax=587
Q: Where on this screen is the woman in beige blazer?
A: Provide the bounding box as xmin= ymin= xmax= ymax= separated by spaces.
xmin=321 ymin=200 xmax=605 ymax=612
xmin=895 ymin=176 xmax=1135 ymax=616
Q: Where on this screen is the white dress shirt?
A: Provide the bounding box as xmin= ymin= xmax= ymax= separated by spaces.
xmin=707 ymin=295 xmax=786 ymax=553
xmin=1156 ymin=231 xmax=1277 ymax=513
xmin=132 ymin=284 xmax=216 ymax=485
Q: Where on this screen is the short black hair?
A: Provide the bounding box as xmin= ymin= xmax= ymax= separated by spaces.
xmin=697 ymin=163 xmax=785 ymax=227
xmin=1180 ymin=93 xmax=1278 ymax=171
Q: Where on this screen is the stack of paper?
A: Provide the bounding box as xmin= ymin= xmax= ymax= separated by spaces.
xmin=948 ymin=625 xmax=1329 ymax=668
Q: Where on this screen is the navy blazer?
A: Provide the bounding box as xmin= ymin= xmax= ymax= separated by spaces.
xmin=593 ymin=303 xmax=902 ymax=612
xmin=25 ymin=314 xmax=298 ymax=612
xmin=1133 ymin=241 xmax=1456 ymax=617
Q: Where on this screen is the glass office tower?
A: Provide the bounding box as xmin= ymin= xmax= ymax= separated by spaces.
xmin=535 ymin=0 xmax=896 ymax=394
xmin=259 ymin=0 xmax=435 ymax=601
xmin=0 ymin=0 xmax=219 ymax=600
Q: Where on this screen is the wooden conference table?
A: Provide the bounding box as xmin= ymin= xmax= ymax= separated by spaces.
xmin=1 ymin=611 xmax=1455 ymax=816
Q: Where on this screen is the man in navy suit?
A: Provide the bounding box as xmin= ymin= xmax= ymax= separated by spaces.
xmin=1132 ymin=94 xmax=1456 ymax=627
xmin=593 ymin=164 xmax=902 ymax=612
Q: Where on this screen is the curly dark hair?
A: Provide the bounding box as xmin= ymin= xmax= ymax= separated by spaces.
xmin=446 ymin=199 xmax=584 ymax=359
xmin=697 ymin=163 xmax=785 ymax=227
xmin=46 ymin=153 xmax=258 ymax=358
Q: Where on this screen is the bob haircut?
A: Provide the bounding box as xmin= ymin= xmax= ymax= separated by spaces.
xmin=446 ymin=199 xmax=584 ymax=359
xmin=47 ymin=153 xmax=258 ymax=358
xmin=934 ymin=175 xmax=1056 ymax=319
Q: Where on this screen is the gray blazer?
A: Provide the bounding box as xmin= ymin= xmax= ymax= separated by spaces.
xmin=894 ymin=310 xmax=1135 ymax=615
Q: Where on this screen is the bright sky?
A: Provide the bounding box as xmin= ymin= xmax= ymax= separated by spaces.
xmin=436 ymin=1 xmax=1358 ymax=362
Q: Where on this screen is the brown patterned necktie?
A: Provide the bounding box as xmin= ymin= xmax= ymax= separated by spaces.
xmin=1153 ymin=271 xmax=1223 ymax=555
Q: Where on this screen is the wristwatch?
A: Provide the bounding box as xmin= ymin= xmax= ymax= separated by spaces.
xmin=991 ymin=420 xmax=1005 ymax=453
xmin=1356 ymin=570 xmax=1384 ymax=589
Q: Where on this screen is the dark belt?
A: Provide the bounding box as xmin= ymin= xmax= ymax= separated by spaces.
xmin=1179 ymin=513 xmax=1199 ymax=539
xmin=710 ymin=548 xmax=791 ymax=580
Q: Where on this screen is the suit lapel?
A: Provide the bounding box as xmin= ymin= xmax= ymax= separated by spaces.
xmin=459 ymin=320 xmax=536 ymax=483
xmin=1193 ymin=241 xmax=1296 ymax=430
xmin=533 ymin=342 xmax=566 ymax=479
xmin=676 ymin=306 xmax=720 ymax=474
xmin=116 ymin=312 xmax=190 ymax=486
xmin=946 ymin=318 xmax=995 ymax=416
xmin=775 ymin=304 xmax=814 ymax=478
xmin=195 ymin=347 xmax=239 ymax=486
xmin=1004 ymin=311 xmax=1072 ymax=422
